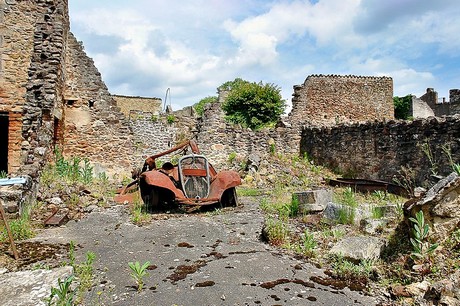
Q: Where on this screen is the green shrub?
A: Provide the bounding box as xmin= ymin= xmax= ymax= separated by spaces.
xmin=220 ymin=78 xmax=286 ymax=130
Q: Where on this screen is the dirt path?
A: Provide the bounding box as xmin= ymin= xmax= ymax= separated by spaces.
xmin=31 ymin=196 xmax=378 ymax=306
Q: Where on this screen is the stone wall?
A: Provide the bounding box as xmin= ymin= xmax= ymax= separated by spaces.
xmin=195 ymin=94 xmax=300 ymax=171
xmin=62 ymin=33 xmax=137 ymax=178
xmin=289 ymin=75 xmax=394 ymax=127
xmin=128 ymin=110 xmax=197 ymax=166
xmin=301 ymin=116 xmax=460 ymax=186
xmin=420 ymin=88 xmax=460 ymax=117
xmin=113 ymin=95 xmax=162 ymax=118
xmin=0 ymin=0 xmax=46 ymax=173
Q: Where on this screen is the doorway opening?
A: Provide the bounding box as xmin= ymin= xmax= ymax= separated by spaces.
xmin=0 ymin=112 xmax=9 ymax=173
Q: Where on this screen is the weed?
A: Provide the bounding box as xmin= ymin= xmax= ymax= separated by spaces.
xmin=66 ymin=241 xmax=96 ymax=302
xmin=409 ymin=210 xmax=438 ymax=264
xmin=68 ymin=241 xmax=76 ymax=267
xmin=337 ymin=205 xmax=355 ymax=225
xmin=334 ymin=188 xmax=358 ymax=225
xmin=75 ymin=251 xmax=96 ymax=294
xmin=420 ymin=142 xmax=438 ymax=176
xmin=46 ymin=274 xmax=77 ymax=306
xmin=371 ymin=206 xmax=385 ymax=219
xmin=150 ymin=115 xmax=158 ymax=122
xmin=393 ymin=166 xmax=416 ymax=197
xmin=298 ymin=229 xmax=316 ymax=257
xmin=228 ymin=152 xmax=237 ymax=163
xmin=269 ymin=143 xmax=276 ymax=155
xmin=322 ymin=228 xmax=345 ymax=241
xmin=0 ymin=206 xmax=34 ymax=242
xmin=0 ymin=170 xmax=7 ymax=178
xmin=265 ymin=217 xmax=290 ymax=246
xmin=167 ymin=114 xmax=175 ymax=124
xmin=329 ymin=254 xmax=374 ymax=280
xmin=287 ymin=194 xmax=300 ymax=217
xmin=130 ymin=196 xmax=152 ymax=225
xmin=128 ymin=261 xmax=151 ymax=292
xmin=453 ymin=163 xmax=460 ymax=175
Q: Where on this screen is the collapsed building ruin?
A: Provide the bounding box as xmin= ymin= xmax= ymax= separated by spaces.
xmin=1 ymin=0 xmax=460 ymax=214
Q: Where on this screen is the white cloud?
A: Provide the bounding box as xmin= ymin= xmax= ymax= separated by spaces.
xmin=69 ymin=0 xmax=460 ymax=109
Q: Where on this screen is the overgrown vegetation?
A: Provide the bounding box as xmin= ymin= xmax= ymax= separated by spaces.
xmin=0 ymin=204 xmax=34 ymax=242
xmin=193 ymin=96 xmax=218 ymax=116
xmin=393 ymin=94 xmax=412 ymax=120
xmin=220 ymin=78 xmax=286 ymax=130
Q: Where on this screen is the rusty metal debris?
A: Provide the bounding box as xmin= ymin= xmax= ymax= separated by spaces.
xmin=116 ymin=140 xmax=241 ymax=211
xmin=44 ymin=209 xmax=69 ymax=226
xmin=328 ymin=178 xmax=409 ymax=197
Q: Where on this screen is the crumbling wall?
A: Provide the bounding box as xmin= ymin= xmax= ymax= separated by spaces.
xmin=62 ymin=33 xmax=136 ymax=178
xmin=289 ymin=75 xmax=394 ymax=126
xmin=195 ymin=93 xmax=300 ymax=170
xmin=128 ymin=110 xmax=197 ymax=166
xmin=113 ymin=95 xmax=162 ymax=118
xmin=421 ymin=88 xmax=460 ymax=117
xmin=0 ymin=0 xmax=69 ymax=215
xmin=301 ymin=116 xmax=460 ymax=186
xmin=0 ymin=0 xmax=50 ymax=174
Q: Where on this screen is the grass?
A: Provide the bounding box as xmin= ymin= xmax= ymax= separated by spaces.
xmin=130 ymin=195 xmax=152 ymax=225
xmin=0 ymin=204 xmax=35 ymax=242
xmin=237 ymin=187 xmax=262 ymax=197
xmin=329 ymin=254 xmax=374 ymax=280
xmin=264 ymin=217 xmax=290 ymax=246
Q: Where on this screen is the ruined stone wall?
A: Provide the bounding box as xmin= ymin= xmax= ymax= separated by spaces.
xmin=0 ymin=0 xmax=69 ymax=177
xmin=195 ymin=96 xmax=300 ymax=171
xmin=128 ymin=110 xmax=197 ymax=166
xmin=289 ymin=75 xmax=394 ymax=127
xmin=113 ymin=95 xmax=162 ymax=118
xmin=301 ymin=116 xmax=460 ymax=186
xmin=62 ymin=33 xmax=136 ymax=178
xmin=0 ymin=0 xmax=45 ymax=173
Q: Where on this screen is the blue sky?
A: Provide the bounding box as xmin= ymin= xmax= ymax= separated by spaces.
xmin=69 ymin=0 xmax=460 ymax=111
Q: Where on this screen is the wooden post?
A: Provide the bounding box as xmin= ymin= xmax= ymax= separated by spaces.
xmin=0 ymin=199 xmax=19 ymax=260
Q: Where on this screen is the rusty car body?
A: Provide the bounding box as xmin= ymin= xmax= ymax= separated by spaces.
xmin=119 ymin=140 xmax=241 ymax=211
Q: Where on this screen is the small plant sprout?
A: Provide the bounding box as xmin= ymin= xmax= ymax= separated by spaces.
xmin=128 ymin=261 xmax=151 ymax=292
xmin=409 ymin=210 xmax=438 ymax=263
xmin=46 ymin=274 xmax=77 ymax=306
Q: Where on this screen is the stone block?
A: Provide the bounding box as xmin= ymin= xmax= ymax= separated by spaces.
xmin=329 ymin=236 xmax=386 ymax=262
xmin=293 ymin=188 xmax=332 ymax=214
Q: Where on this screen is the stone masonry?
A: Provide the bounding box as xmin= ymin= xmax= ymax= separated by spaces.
xmin=113 ymin=94 xmax=162 ymax=118
xmin=289 ymin=75 xmax=394 ymax=126
xmin=301 ymin=116 xmax=460 ymax=186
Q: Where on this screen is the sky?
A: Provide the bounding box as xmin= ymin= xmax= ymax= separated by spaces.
xmin=68 ymin=0 xmax=460 ymax=111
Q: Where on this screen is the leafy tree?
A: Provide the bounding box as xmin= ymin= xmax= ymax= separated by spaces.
xmin=193 ymin=96 xmax=218 ymax=116
xmin=220 ymin=78 xmax=286 ymax=130
xmin=394 ymin=95 xmax=412 ymax=120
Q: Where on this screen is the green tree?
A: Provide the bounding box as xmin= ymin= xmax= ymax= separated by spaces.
xmin=394 ymin=95 xmax=412 ymax=120
xmin=220 ymin=78 xmax=286 ymax=130
xmin=193 ymin=96 xmax=218 ymax=116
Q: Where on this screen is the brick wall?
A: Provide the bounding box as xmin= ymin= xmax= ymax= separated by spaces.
xmin=289 ymin=75 xmax=394 ymax=126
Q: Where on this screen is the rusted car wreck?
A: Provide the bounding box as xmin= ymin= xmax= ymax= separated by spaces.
xmin=118 ymin=140 xmax=241 ymax=212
